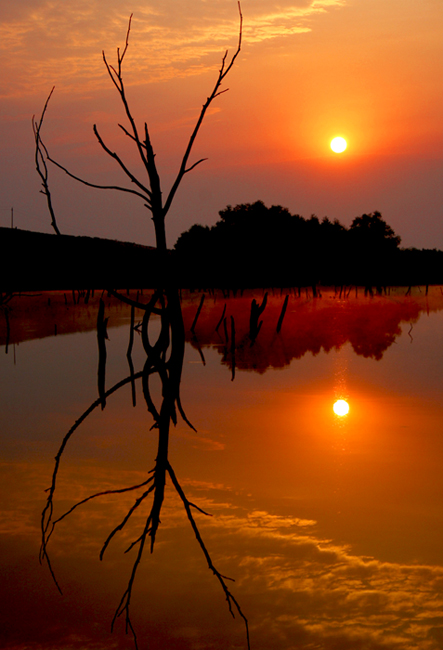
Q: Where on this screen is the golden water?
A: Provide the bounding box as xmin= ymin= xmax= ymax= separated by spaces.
xmin=1 ymin=288 xmax=442 ymax=649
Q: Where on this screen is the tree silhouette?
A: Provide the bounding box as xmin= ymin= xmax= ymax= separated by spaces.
xmin=35 ymin=8 xmax=242 ymax=256
xmin=349 ymin=211 xmax=401 ymax=293
xmin=174 ymin=203 xmax=403 ymax=290
xmin=349 ymin=211 xmax=401 ymax=249
xmin=35 ymin=7 xmax=249 ymax=650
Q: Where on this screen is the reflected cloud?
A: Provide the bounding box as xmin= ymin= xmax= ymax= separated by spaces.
xmin=3 ymin=447 xmax=443 ymax=648
xmin=178 ymin=485 xmax=443 ymax=649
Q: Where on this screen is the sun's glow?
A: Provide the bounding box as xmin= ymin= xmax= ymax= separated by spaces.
xmin=330 ymin=137 xmax=347 ymax=153
xmin=333 ymin=399 xmax=349 ymax=416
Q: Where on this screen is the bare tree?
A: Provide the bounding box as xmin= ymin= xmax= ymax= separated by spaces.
xmin=36 ymin=5 xmax=242 ymax=253
xmin=37 ymin=6 xmax=248 ymax=650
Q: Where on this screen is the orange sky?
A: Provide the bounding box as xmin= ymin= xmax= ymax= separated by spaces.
xmin=0 ymin=0 xmax=442 ymax=249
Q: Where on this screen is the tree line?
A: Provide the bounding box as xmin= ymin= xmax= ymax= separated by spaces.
xmin=174 ymin=201 xmax=443 ymax=291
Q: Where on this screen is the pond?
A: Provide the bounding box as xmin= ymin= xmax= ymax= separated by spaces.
xmin=1 ymin=287 xmax=443 ymax=650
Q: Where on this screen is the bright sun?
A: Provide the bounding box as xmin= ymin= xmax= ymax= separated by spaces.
xmin=330 ymin=136 xmax=347 ymax=153
xmin=333 ymin=399 xmax=349 ymax=416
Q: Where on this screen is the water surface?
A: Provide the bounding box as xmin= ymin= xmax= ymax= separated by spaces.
xmin=1 ymin=288 xmax=443 ymax=650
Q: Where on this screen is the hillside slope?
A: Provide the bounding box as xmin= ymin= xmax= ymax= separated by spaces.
xmin=0 ymin=228 xmax=163 ymax=290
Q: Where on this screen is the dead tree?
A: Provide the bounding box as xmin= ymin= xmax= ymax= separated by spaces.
xmin=36 ymin=8 xmax=242 ymax=257
xmin=37 ymin=6 xmax=249 ymax=650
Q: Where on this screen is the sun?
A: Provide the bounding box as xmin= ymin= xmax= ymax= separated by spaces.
xmin=333 ymin=399 xmax=349 ymax=416
xmin=330 ymin=136 xmax=347 ymax=153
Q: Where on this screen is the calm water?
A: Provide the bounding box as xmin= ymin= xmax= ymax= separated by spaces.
xmin=1 ymin=288 xmax=443 ymax=650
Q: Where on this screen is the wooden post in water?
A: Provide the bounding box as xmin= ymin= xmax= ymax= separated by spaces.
xmin=230 ymin=315 xmax=236 ymax=382
xmin=97 ymin=298 xmax=108 ymax=410
xmin=190 ymin=293 xmax=205 ymax=333
xmin=215 ymin=303 xmax=227 ymax=333
xmin=276 ymin=295 xmax=289 ymax=333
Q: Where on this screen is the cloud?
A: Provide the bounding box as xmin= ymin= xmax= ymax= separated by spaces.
xmin=0 ymin=0 xmax=348 ymax=97
xmin=8 ymin=457 xmax=442 ymax=648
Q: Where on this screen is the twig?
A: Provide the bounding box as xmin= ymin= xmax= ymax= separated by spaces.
xmin=32 ymin=87 xmax=61 ymax=235
xmin=167 ymin=462 xmax=250 ymax=649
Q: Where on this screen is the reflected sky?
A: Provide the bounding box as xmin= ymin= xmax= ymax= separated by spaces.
xmin=1 ymin=289 xmax=443 ymax=649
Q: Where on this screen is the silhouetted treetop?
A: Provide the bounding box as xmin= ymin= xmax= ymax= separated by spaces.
xmin=350 ymin=211 xmax=401 ymax=250
xmin=218 ymin=201 xmax=293 ymax=227
xmin=173 ymin=201 xmax=422 ymax=289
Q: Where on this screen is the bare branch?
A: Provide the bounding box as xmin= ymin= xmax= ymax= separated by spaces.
xmin=163 ymin=2 xmax=242 ymax=217
xmin=40 ymin=370 xmax=144 ymax=567
xmin=102 ymin=15 xmax=132 ymax=93
xmin=32 ymin=87 xmax=61 ymax=235
xmin=45 ymin=152 xmax=152 ymax=203
xmin=100 ymin=484 xmax=155 ymax=560
xmin=185 ymin=158 xmax=208 ymax=174
xmin=52 ymin=477 xmax=154 ymax=531
xmin=101 ymin=16 xmax=162 ymax=207
xmin=189 ymin=501 xmax=213 ymax=517
xmin=92 ymin=124 xmax=153 ymax=200
xmin=167 ymin=461 xmax=250 ymax=649
xmin=102 ymin=54 xmax=123 ymax=93
xmin=118 ymin=123 xmax=148 ymax=151
xmin=111 ymin=514 xmax=151 ymax=646
xmin=176 ymin=394 xmax=197 ymax=431
xmin=143 ymin=122 xmax=162 ymax=202
xmin=120 ymin=13 xmax=133 ymax=71
xmin=213 ymin=88 xmax=230 ymax=99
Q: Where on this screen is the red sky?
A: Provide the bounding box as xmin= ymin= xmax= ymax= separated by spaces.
xmin=0 ymin=0 xmax=442 ymax=249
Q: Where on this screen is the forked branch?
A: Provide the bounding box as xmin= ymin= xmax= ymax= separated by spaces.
xmin=32 ymin=87 xmax=61 ymax=235
xmin=101 ymin=13 xmax=157 ymax=202
xmin=43 ymin=148 xmax=152 ymax=203
xmin=163 ymin=2 xmax=243 ymax=217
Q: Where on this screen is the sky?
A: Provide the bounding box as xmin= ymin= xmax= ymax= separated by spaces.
xmin=0 ymin=0 xmax=442 ymax=250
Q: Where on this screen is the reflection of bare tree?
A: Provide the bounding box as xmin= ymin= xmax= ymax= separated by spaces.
xmin=40 ymin=290 xmax=250 ymax=649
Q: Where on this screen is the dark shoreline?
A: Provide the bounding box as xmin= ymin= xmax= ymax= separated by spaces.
xmin=1 ymin=227 xmax=442 ymax=292
xmin=0 ymin=227 xmax=162 ymax=291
